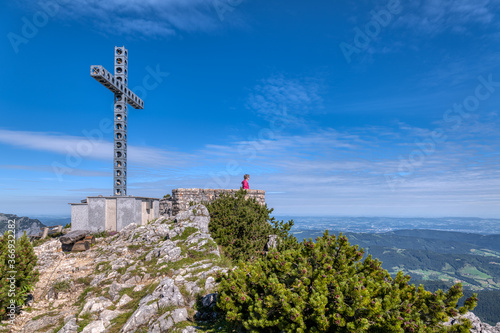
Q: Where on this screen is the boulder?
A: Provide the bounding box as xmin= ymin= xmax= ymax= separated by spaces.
xmin=59 ymin=230 xmax=89 ymax=244
xmin=149 ymin=308 xmax=188 ymax=333
xmin=81 ymin=320 xmax=106 ymax=333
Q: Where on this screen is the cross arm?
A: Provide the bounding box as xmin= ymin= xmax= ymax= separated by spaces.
xmin=90 ymin=65 xmax=144 ymax=109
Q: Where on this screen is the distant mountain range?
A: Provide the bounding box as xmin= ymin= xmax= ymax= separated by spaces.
xmin=0 ymin=213 xmax=47 ymax=237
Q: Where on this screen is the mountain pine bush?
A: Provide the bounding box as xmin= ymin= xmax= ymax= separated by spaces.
xmin=206 ymin=189 xmax=298 ymax=262
xmin=0 ymin=231 xmax=39 ymax=318
xmin=216 ymin=231 xmax=477 ymax=332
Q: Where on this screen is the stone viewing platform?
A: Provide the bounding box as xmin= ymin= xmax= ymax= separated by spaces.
xmin=69 ymin=189 xmax=265 ymax=232
xmin=69 ymin=196 xmax=160 ymax=233
xmin=160 ymin=188 xmax=266 ymax=217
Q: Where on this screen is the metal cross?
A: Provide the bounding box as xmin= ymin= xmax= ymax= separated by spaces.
xmin=90 ymin=46 xmax=144 ymax=196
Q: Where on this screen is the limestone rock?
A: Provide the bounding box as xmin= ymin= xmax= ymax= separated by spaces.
xmin=265 ymin=234 xmax=278 ymax=251
xmin=151 ymin=276 xmax=185 ymax=308
xmin=146 ymin=240 xmax=182 ymax=263
xmin=108 ymin=281 xmax=130 ymax=302
xmin=90 ymin=274 xmax=107 ymax=287
xmin=21 ymin=313 xmax=62 ymax=333
xmin=99 ymin=310 xmax=122 ymax=327
xmin=445 ymin=312 xmax=500 ymax=333
xmin=82 ymin=297 xmax=112 ymax=314
xmin=205 ymin=276 xmax=216 ymax=291
xmin=121 ymin=303 xmax=157 ymax=333
xmin=148 ymin=308 xmax=188 ymax=333
xmin=201 ymin=293 xmax=217 ymax=308
xmin=174 ymin=204 xmax=210 ymax=233
xmin=57 ymin=317 xmax=78 ymax=333
xmin=122 ymin=277 xmax=185 ymax=332
xmin=81 ymin=319 xmax=106 ymax=333
xmin=117 ymin=294 xmax=133 ymax=308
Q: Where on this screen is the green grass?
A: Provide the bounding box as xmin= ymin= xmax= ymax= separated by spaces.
xmin=51 ymin=317 xmax=66 ymax=332
xmin=53 ymin=280 xmax=71 ymax=292
xmin=77 ymin=312 xmax=92 ymax=332
xmin=31 ymin=311 xmax=59 ymax=321
xmin=470 ymin=249 xmax=500 ymax=258
xmin=459 ymin=264 xmax=493 ymax=280
xmin=128 ymin=244 xmax=143 ymax=251
xmin=171 ymin=227 xmax=198 ymax=242
xmin=76 ymin=276 xmax=93 ymax=285
xmin=96 ymin=261 xmax=112 ymax=272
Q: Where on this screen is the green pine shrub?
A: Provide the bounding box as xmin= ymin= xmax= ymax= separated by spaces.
xmin=206 ymin=189 xmax=298 ymax=262
xmin=216 ymin=231 xmax=477 ymax=332
xmin=0 ymin=231 xmax=39 ymax=319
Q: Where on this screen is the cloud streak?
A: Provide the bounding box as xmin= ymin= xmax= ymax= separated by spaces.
xmin=0 ymin=129 xmax=192 ymax=167
xmin=247 ymin=75 xmax=323 ymax=127
xmin=19 ymin=0 xmax=243 ymax=37
xmin=398 ymin=0 xmax=498 ymax=35
xmin=2 ymin=115 xmax=499 ymax=217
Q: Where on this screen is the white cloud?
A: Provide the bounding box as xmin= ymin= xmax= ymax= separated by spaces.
xmin=2 ymin=117 xmax=499 ymax=217
xmin=399 ymin=0 xmax=498 ymax=35
xmin=247 ymin=75 xmax=323 ymax=126
xmin=22 ymin=0 xmax=244 ymax=37
xmin=0 ymin=129 xmax=192 ymax=167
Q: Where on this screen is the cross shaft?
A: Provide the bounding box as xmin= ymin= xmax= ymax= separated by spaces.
xmin=90 ymin=46 xmax=144 ymax=196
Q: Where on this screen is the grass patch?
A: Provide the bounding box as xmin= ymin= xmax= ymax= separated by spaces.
xmin=93 ymin=231 xmax=107 ymax=238
xmin=171 ymin=227 xmax=198 ymax=242
xmin=74 ymin=286 xmax=99 ymax=308
xmin=76 ymin=276 xmax=93 ymax=285
xmin=128 ymin=244 xmax=142 ymax=251
xmin=53 ymin=280 xmax=71 ymax=292
xmin=213 ymin=255 xmax=234 ymax=270
xmin=179 ymin=285 xmax=197 ymax=306
xmin=31 ymin=311 xmax=59 ymax=321
xmin=107 ymin=311 xmax=134 ymax=333
xmin=32 ymin=237 xmax=52 ymax=247
xmin=119 ymin=281 xmax=160 ymax=311
xmin=76 ymin=311 xmax=92 ymax=332
xmin=158 ymin=304 xmax=177 ymax=316
xmin=52 ymin=317 xmax=66 ymax=333
xmin=172 ymin=320 xmax=193 ymax=331
xmin=96 ymin=261 xmax=112 ymax=272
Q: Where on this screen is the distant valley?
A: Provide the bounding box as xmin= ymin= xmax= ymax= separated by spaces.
xmin=289 ymin=222 xmax=500 ymax=326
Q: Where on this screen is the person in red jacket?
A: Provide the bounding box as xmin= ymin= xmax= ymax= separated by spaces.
xmin=241 ymin=174 xmax=250 ymax=189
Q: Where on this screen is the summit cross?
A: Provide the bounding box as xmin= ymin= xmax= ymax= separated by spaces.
xmin=90 ymin=46 xmax=144 ymax=197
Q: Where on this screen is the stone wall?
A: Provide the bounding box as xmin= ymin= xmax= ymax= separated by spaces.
xmin=159 ymin=189 xmax=266 ymax=217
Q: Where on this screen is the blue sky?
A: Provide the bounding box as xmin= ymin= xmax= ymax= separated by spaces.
xmin=1 ymin=0 xmax=500 ymax=218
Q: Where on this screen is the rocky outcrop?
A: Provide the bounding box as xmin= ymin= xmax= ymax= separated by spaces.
xmin=446 ymin=312 xmax=500 ymax=333
xmin=0 ymin=213 xmax=47 ymax=238
xmin=7 ymin=204 xmax=225 ymax=333
xmin=4 ymin=205 xmax=499 ymax=332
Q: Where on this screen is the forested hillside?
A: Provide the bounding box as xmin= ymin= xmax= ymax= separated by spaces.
xmin=293 ymin=228 xmax=500 ymax=325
